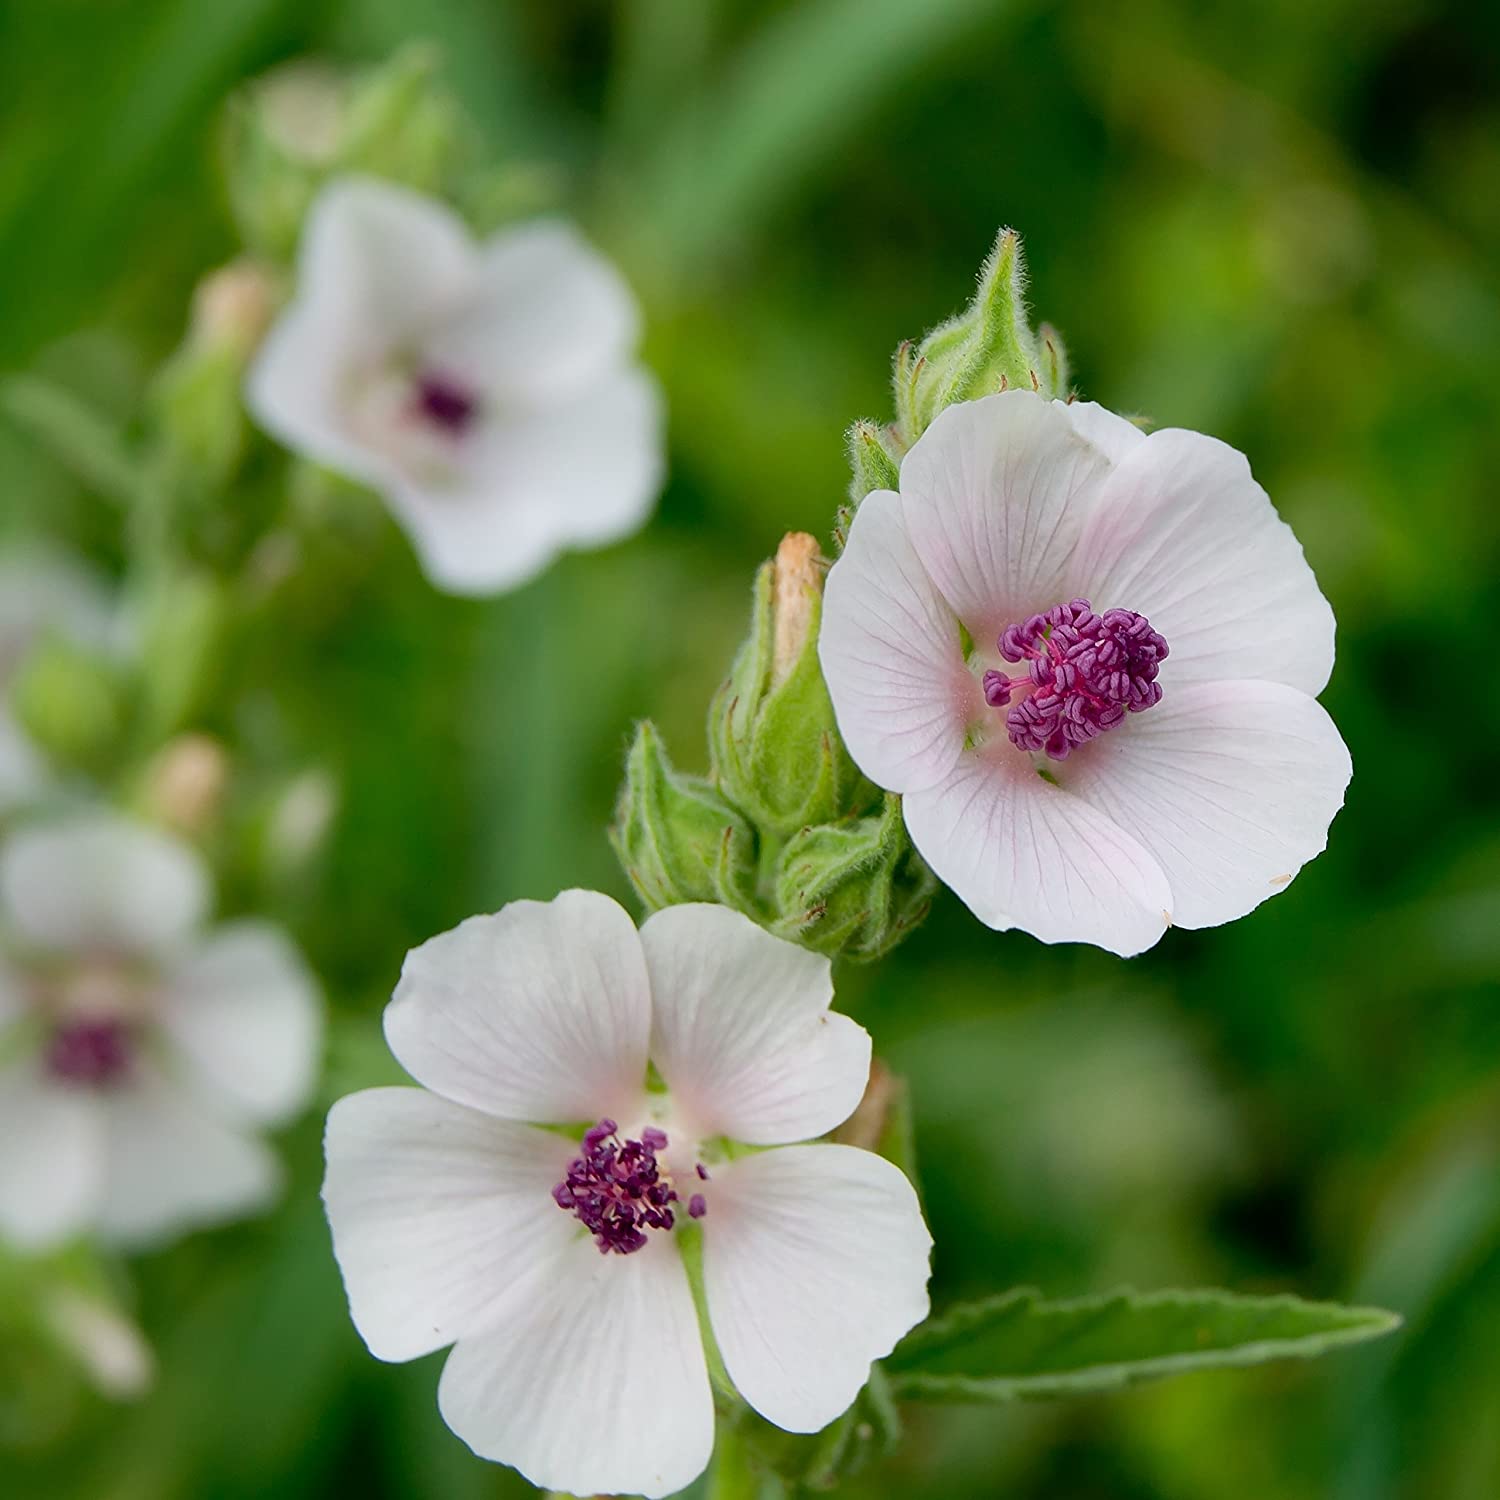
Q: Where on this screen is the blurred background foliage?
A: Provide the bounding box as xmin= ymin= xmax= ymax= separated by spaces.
xmin=0 ymin=0 xmax=1497 ymax=1497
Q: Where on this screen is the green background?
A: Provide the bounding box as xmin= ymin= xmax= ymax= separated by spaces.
xmin=1 ymin=0 xmax=1497 ymax=1496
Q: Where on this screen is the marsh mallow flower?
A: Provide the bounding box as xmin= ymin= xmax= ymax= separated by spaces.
xmin=0 ymin=814 xmax=321 ymax=1249
xmin=322 ymin=891 xmax=931 ymax=1499
xmin=247 ymin=177 xmax=664 ymax=595
xmin=819 ymin=389 xmax=1351 ymax=956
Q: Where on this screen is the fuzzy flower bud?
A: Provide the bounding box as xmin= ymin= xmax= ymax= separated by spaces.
xmin=9 ymin=632 xmax=125 ymax=775
xmin=770 ymin=794 xmax=935 ymax=961
xmin=611 ymin=721 xmax=755 ymax=911
xmin=849 ymin=229 xmax=1070 ymax=506
xmin=709 ymin=533 xmax=877 ymax=840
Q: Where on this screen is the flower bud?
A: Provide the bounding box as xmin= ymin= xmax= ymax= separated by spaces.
xmin=612 ymin=721 xmax=756 ymax=911
xmin=222 ymin=46 xmax=469 ymax=260
xmin=136 ymin=571 xmax=231 ymax=741
xmin=709 ymin=533 xmax=877 ymax=840
xmin=151 ymin=260 xmax=278 ymax=489
xmin=140 ymin=733 xmax=229 ymax=836
xmin=864 ymin=228 xmax=1067 ymax=475
xmin=8 ymin=632 xmax=125 ymax=774
xmin=769 ymin=793 xmax=935 ymax=961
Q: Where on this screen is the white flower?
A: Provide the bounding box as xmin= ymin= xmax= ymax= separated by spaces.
xmin=247 ymin=177 xmax=664 ymax=595
xmin=322 ymin=891 xmax=931 ymax=1500
xmin=0 ymin=814 xmax=321 ymax=1250
xmin=819 ymin=390 xmax=1351 ymax=956
xmin=0 ymin=548 xmax=116 ymax=810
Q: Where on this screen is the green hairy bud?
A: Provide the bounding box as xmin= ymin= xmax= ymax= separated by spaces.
xmin=709 ymin=532 xmax=877 ymax=839
xmin=770 ymin=793 xmax=934 ymax=962
xmin=612 ymin=721 xmax=756 ymax=912
xmin=849 ymin=228 xmax=1070 ymax=509
xmin=9 ymin=633 xmax=125 ymax=774
xmin=613 ymin=533 xmax=931 ymax=962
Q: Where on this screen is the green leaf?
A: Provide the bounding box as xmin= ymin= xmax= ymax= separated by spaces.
xmin=887 ymin=1287 xmax=1401 ymax=1402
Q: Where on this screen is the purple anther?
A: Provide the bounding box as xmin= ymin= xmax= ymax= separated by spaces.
xmin=554 ymin=1120 xmax=680 ymax=1255
xmin=412 ymin=371 xmax=477 ymax=435
xmin=985 ymin=598 xmax=1168 ymax=761
xmin=46 ymin=1018 xmax=133 ymax=1087
xmin=688 ymin=1194 xmax=707 ymax=1219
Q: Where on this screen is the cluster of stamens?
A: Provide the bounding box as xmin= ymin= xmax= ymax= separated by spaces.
xmin=983 ymin=598 xmax=1168 ymax=761
xmin=411 ymin=371 xmax=478 ymax=436
xmin=46 ymin=1017 xmax=134 ymax=1087
xmin=553 ymin=1119 xmax=708 ymax=1255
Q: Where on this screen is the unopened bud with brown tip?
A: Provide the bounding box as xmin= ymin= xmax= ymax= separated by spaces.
xmin=143 ymin=734 xmax=229 ymax=836
xmin=191 ymin=260 xmax=277 ymax=357
xmin=710 ymin=533 xmax=877 ymax=840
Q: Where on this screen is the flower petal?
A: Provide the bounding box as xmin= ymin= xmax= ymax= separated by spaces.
xmin=384 ymin=890 xmax=650 ymax=1124
xmin=322 ymin=1087 xmax=578 ymax=1362
xmin=1057 ymin=399 xmax=1147 ymax=463
xmin=1062 ymin=679 xmax=1352 ymax=930
xmin=246 ymin=175 xmax=478 ymax=485
xmin=898 ymin=390 xmax=1113 ymax=642
xmin=384 ymin=366 xmax=663 ymax=597
xmin=702 ymin=1144 xmax=930 ymax=1433
xmin=0 ymin=1059 xmax=103 ymax=1249
xmin=427 ymin=218 xmax=643 ymax=404
xmin=819 ymin=487 xmax=976 ymax=795
xmin=903 ymin=747 xmax=1174 ymax=955
xmin=0 ymin=814 xmax=210 ymax=957
xmin=158 ymin=922 xmax=322 ymax=1127
xmin=437 ymin=1234 xmax=713 ymax=1500
xmin=640 ymin=904 xmax=870 ymax=1146
xmin=1066 ymin=427 xmax=1336 ymax=695
xmin=95 ymin=1071 xmax=278 ymax=1246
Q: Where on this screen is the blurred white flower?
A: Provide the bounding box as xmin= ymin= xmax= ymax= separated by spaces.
xmin=819 ymin=389 xmax=1351 ymax=956
xmin=0 ymin=548 xmax=116 ymax=811
xmin=248 ymin=177 xmax=664 ymax=595
xmin=0 ymin=814 xmax=322 ymax=1250
xmin=323 ymin=892 xmax=930 ymax=1499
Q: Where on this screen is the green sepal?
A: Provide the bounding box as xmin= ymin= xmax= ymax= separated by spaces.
xmin=770 ymin=794 xmax=934 ymax=962
xmin=725 ymin=1364 xmax=902 ymax=1493
xmin=611 ymin=721 xmax=757 ymax=913
xmin=708 ymin=540 xmax=876 ymax=840
xmin=876 ymin=227 xmax=1069 ymax=464
xmin=886 ymin=1286 xmax=1402 ymax=1404
xmin=8 ymin=632 xmax=128 ymax=775
xmin=136 ymin=570 xmax=232 ymax=742
xmin=845 ymin=418 xmax=901 ymax=505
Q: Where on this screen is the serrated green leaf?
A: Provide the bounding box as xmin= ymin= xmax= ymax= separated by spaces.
xmin=887 ymin=1286 xmax=1400 ymax=1402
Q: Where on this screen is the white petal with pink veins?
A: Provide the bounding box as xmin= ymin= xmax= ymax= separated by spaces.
xmin=819 ymin=487 xmax=975 ymax=795
xmin=903 ymin=747 xmax=1174 ymax=956
xmin=322 ymin=1087 xmax=578 ymax=1362
xmin=437 ymin=1233 xmax=713 ymax=1500
xmin=641 ymin=904 xmax=870 ymax=1146
xmin=702 ymin=1144 xmax=931 ymax=1433
xmin=1067 ymin=427 xmax=1336 ymax=696
xmin=899 ymin=390 xmax=1112 ymax=642
xmin=1062 ymin=679 xmax=1352 ymax=929
xmin=384 ymin=890 xmax=651 ymax=1126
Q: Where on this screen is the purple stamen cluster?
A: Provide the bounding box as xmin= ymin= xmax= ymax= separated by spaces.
xmin=554 ymin=1119 xmax=691 ymax=1255
xmin=983 ymin=598 xmax=1168 ymax=761
xmin=47 ymin=1018 xmax=133 ymax=1087
xmin=412 ymin=371 xmax=477 ymax=435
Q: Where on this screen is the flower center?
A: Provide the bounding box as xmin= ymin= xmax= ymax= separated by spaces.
xmin=46 ymin=1017 xmax=134 ymax=1087
xmin=982 ymin=598 xmax=1168 ymax=762
xmin=553 ymin=1119 xmax=709 ymax=1255
xmin=410 ymin=371 xmax=478 ymax=436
